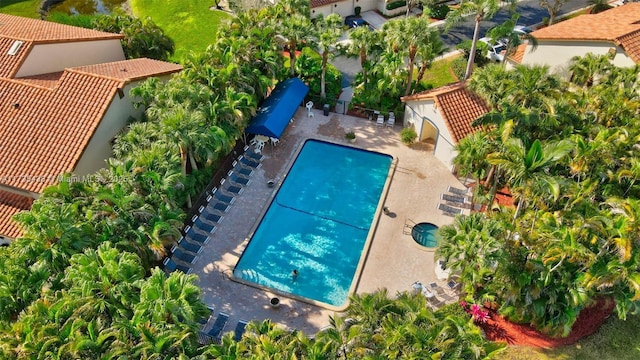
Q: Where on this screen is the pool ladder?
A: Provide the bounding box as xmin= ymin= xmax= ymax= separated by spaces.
xmin=403 ymin=218 xmax=416 ymax=235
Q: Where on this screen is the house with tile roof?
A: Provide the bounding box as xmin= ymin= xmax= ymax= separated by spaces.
xmin=0 ymin=14 xmax=182 ymax=241
xmin=310 ymin=0 xmax=403 ymax=18
xmin=401 ymin=81 xmax=489 ymax=169
xmin=508 ymin=4 xmax=640 ymax=74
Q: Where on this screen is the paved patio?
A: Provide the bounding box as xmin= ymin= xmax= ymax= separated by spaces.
xmin=192 ymin=107 xmax=467 ymax=335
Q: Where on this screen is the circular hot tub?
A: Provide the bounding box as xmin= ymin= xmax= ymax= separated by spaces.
xmin=412 ymin=223 xmax=439 ymax=248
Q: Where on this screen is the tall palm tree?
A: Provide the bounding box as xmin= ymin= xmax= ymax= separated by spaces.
xmin=569 ymin=53 xmax=611 ymax=88
xmin=445 ymin=0 xmax=510 ymax=79
xmin=346 ymin=26 xmax=380 ymax=85
xmin=314 ymin=14 xmax=343 ymax=100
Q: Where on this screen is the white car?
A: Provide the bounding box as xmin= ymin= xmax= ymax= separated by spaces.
xmin=479 ymin=37 xmax=507 ymax=62
xmin=514 ymin=25 xmax=533 ymax=35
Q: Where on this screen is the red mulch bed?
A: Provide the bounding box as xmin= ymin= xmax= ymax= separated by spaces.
xmin=478 ymin=298 xmax=616 ymax=348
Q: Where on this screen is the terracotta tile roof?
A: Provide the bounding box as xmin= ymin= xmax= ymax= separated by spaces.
xmin=15 ymin=71 xmax=64 ymax=88
xmin=70 ymin=58 xmax=183 ymax=82
xmin=508 ymin=44 xmax=527 ymax=64
xmin=0 ymin=190 xmax=32 ymax=239
xmin=0 ymin=36 xmax=31 ymax=78
xmin=0 ymin=59 xmax=182 ymax=195
xmin=310 ymin=0 xmax=343 ymax=7
xmin=402 ymin=81 xmax=489 ymax=143
xmin=532 ymin=4 xmax=640 ymax=43
xmin=617 ymin=29 xmax=640 ymax=63
xmin=0 ymin=13 xmax=123 ymax=42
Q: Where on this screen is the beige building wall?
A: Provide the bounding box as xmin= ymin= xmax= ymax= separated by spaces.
xmin=404 ymin=100 xmax=457 ymax=169
xmin=521 ymin=40 xmax=636 ymax=77
xmin=73 ymin=82 xmax=143 ymax=176
xmin=16 ymin=40 xmax=125 ymax=77
xmin=311 ymin=0 xmax=378 ymax=18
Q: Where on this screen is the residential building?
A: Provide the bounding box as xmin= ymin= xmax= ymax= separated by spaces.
xmin=508 ymin=4 xmax=640 ymax=74
xmin=0 ymin=14 xmax=182 ymax=241
xmin=310 ymin=0 xmax=405 ymax=18
xmin=401 ymin=81 xmax=489 ymax=169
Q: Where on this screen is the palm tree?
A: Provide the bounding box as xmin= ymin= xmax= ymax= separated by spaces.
xmin=346 ymin=26 xmax=380 ymax=86
xmin=569 ymin=53 xmax=611 ymax=88
xmin=279 ymin=14 xmax=314 ymax=78
xmin=314 ymin=14 xmax=343 ymax=100
xmin=445 ymin=0 xmax=510 ymax=79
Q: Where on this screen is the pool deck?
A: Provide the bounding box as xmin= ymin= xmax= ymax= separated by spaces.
xmin=192 ymin=107 xmax=468 ymax=335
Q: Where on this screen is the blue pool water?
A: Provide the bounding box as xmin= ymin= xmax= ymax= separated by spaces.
xmin=233 ymin=140 xmax=392 ymax=307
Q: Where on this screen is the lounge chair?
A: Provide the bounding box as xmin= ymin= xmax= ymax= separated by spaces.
xmin=194 ymin=217 xmax=217 ymax=233
xmin=229 ymin=173 xmax=250 ymax=186
xmin=438 ymin=203 xmax=463 ymax=216
xmin=185 ymin=226 xmax=210 ymax=245
xmin=224 ymin=183 xmax=244 ymax=195
xmin=233 ymin=164 xmax=254 ymax=178
xmin=243 ymin=147 xmax=264 ymax=162
xmin=238 ymin=155 xmax=261 ymax=169
xmin=386 ymin=113 xmax=395 ymax=127
xmin=199 ymin=306 xmax=215 ymax=326
xmin=233 ymin=320 xmax=249 ymax=342
xmin=163 ymin=257 xmax=192 ymax=274
xmin=175 ymin=239 xmax=202 ymax=254
xmin=172 ymin=248 xmax=197 ymax=264
xmin=429 ymin=282 xmax=457 ymax=303
xmin=447 ymin=279 xmax=461 ymax=292
xmin=207 ymin=201 xmax=230 ymax=213
xmin=207 ymin=312 xmax=230 ymax=342
xmin=376 ymin=114 xmax=384 ymax=126
xmin=448 ymin=186 xmax=470 ymax=196
xmin=208 ymin=188 xmax=234 ymax=205
xmin=201 ymin=210 xmax=223 ymax=224
xmin=441 ymin=193 xmax=469 ymax=207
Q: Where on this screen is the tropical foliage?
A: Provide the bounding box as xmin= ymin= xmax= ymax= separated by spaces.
xmin=440 ymin=56 xmax=640 ymax=336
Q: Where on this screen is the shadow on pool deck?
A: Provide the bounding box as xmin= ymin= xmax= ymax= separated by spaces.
xmin=191 ymin=107 xmax=467 ymax=335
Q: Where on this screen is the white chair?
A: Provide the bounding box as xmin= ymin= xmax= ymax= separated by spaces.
xmin=386 ymin=115 xmax=395 ymax=127
xmin=254 ymin=141 xmax=265 ymax=154
xmin=306 ymin=101 xmax=314 ymax=118
xmin=376 ymin=114 xmax=384 ymax=126
xmin=269 ymin=137 xmax=280 ymax=146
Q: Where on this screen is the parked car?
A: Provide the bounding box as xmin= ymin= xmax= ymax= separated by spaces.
xmin=513 ymin=25 xmax=534 ymax=35
xmin=345 ymin=15 xmax=371 ymax=29
xmin=479 ymin=37 xmax=507 ymax=62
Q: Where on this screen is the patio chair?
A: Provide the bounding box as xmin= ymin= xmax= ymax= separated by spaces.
xmin=172 ymin=247 xmax=198 ymax=264
xmin=254 ymin=141 xmax=265 ymax=154
xmin=229 ymin=173 xmax=250 ymax=186
xmin=386 ymin=115 xmax=395 ymax=127
xmin=224 ymin=183 xmax=244 ymax=195
xmin=176 ymin=238 xmax=202 ymax=254
xmin=376 ymin=114 xmax=384 ymax=126
xmin=194 ymin=217 xmax=217 ymax=233
xmin=163 ymin=257 xmax=192 ymax=274
xmin=447 ymin=279 xmax=461 ymax=292
xmin=184 ymin=226 xmax=210 ymax=245
xmin=232 ymin=164 xmax=254 ymax=178
xmin=270 ymin=137 xmax=280 ymax=146
xmin=245 ymin=149 xmax=264 ymax=162
xmin=441 ymin=193 xmax=470 ymax=209
xmin=207 ymin=312 xmax=230 ymax=342
xmin=448 ymin=186 xmax=470 ymax=196
xmin=238 ymin=155 xmax=261 ymax=169
xmin=209 ymin=188 xmax=234 ymax=205
xmin=426 ymin=293 xmax=445 ymax=310
xmin=429 ymin=282 xmax=458 ymax=303
xmin=234 ymin=320 xmax=249 ymax=342
xmin=206 ymin=200 xmax=230 ymax=213
xmin=199 ymin=306 xmax=215 ymax=327
xmin=438 ymin=203 xmax=463 ymax=217
xmin=201 ymin=209 xmax=224 ymax=224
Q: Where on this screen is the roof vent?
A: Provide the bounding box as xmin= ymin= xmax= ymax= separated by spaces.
xmin=7 ymin=41 xmax=23 ymax=56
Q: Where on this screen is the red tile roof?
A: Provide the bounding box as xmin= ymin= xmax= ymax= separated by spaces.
xmin=0 ymin=190 xmax=32 ymax=239
xmin=508 ymin=44 xmax=527 ymax=64
xmin=0 ymin=13 xmax=123 ymax=42
xmin=532 ymin=4 xmax=640 ymax=63
xmin=0 ymin=59 xmax=181 ymax=195
xmin=310 ymin=0 xmax=343 ymax=7
xmin=402 ymin=81 xmax=489 ymax=143
xmin=0 ymin=36 xmax=31 ymax=78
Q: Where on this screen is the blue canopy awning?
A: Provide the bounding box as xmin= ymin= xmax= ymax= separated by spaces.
xmin=245 ymin=77 xmax=309 ymax=138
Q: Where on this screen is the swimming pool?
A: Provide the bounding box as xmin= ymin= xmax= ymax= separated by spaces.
xmin=233 ymin=139 xmax=393 ymax=308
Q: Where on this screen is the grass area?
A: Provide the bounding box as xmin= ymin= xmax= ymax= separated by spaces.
xmin=0 ymin=0 xmax=40 ymax=18
xmin=501 ymin=314 xmax=640 ymax=360
xmin=418 ymin=54 xmax=460 ymax=89
xmin=130 ymin=0 xmax=231 ymax=63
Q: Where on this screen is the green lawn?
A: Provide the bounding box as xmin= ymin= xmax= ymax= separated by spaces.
xmin=418 ymin=54 xmax=460 ymax=89
xmin=0 ymin=0 xmax=40 ymax=18
xmin=501 ymin=314 xmax=640 ymax=360
xmin=130 ymin=0 xmax=232 ymax=63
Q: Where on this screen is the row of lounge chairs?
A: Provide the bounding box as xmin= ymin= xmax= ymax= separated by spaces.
xmin=437 ymin=185 xmax=478 ymax=216
xmin=412 ymin=280 xmax=461 ymax=311
xmin=163 ymin=147 xmax=264 ymax=275
xmin=199 ymin=310 xmax=249 ymax=344
xmin=375 ymin=111 xmax=395 ymax=127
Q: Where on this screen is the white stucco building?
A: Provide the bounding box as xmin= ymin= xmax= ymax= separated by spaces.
xmin=0 ymin=14 xmax=182 ymax=240
xmin=401 ymin=82 xmax=489 ymax=170
xmin=508 ymin=4 xmax=640 ymax=74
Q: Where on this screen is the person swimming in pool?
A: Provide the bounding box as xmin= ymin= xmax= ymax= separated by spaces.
xmin=292 ymin=269 xmax=299 ymax=279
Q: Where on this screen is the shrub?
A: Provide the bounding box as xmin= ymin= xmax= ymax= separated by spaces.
xmin=47 ymin=12 xmax=97 ymax=29
xmin=435 ymin=302 xmax=472 ymax=320
xmin=386 ymin=0 xmax=407 ymax=10
xmin=429 ymin=4 xmax=450 ymax=20
xmin=400 ymin=127 xmax=417 ymax=145
xmin=345 ymin=131 xmax=356 ymax=140
xmin=450 ymin=57 xmax=466 ymax=80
